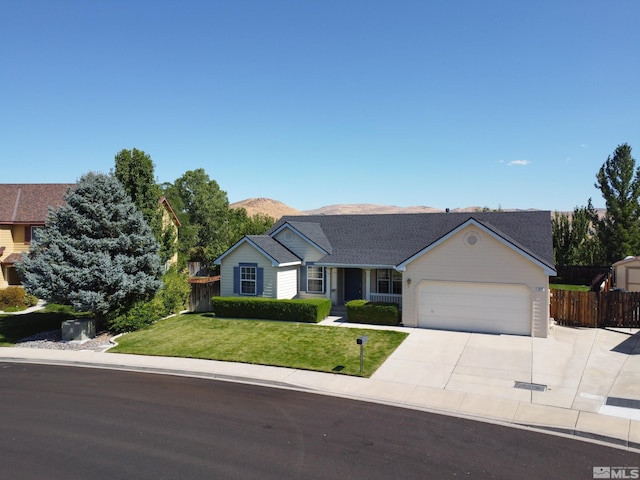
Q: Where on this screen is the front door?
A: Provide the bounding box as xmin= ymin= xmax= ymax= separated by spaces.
xmin=344 ymin=268 xmax=362 ymax=302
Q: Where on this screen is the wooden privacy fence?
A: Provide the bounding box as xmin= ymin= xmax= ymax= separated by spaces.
xmin=189 ymin=276 xmax=220 ymax=313
xmin=550 ymin=289 xmax=640 ymax=328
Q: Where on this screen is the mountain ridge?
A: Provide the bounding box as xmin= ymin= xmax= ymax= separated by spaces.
xmin=230 ymin=197 xmax=551 ymax=219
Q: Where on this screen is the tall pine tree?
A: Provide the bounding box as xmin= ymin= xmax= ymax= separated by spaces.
xmin=16 ymin=172 xmax=162 ymax=328
xmin=594 ymin=143 xmax=640 ymax=264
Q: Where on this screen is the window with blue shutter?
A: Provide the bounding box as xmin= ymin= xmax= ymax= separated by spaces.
xmin=234 ymin=263 xmax=264 ymax=296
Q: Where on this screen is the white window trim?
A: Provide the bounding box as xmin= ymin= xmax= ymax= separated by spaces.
xmin=307 ymin=265 xmax=324 ymax=293
xmin=240 ymin=265 xmax=257 ymax=295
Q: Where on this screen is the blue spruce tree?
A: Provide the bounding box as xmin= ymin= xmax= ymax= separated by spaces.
xmin=16 ymin=172 xmax=162 ymax=330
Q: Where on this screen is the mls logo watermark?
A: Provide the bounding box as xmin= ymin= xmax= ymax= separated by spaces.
xmin=594 ymin=467 xmax=640 ymax=479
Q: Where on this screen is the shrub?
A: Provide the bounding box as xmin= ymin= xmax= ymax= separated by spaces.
xmin=346 ymin=300 xmax=400 ymax=326
xmin=108 ymin=300 xmax=160 ymax=334
xmin=210 ymin=297 xmax=331 ymax=323
xmin=107 ymin=267 xmax=191 ymax=334
xmin=155 ymin=266 xmax=191 ymax=317
xmin=0 ymin=287 xmax=27 ymax=310
xmin=24 ymin=293 xmax=39 ymax=307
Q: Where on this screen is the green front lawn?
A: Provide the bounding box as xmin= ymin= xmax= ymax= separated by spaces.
xmin=550 ymin=284 xmax=591 ymax=292
xmin=109 ymin=314 xmax=408 ymax=377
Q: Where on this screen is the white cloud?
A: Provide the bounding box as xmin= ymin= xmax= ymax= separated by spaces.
xmin=507 ymin=160 xmax=530 ymax=167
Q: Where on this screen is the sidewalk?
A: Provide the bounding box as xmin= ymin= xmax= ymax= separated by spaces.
xmin=1 ymin=318 xmax=639 ymax=452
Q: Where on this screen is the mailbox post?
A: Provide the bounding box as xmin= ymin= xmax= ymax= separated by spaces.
xmin=356 ymin=336 xmax=368 ymax=375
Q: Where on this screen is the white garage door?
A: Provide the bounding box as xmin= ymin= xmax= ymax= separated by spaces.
xmin=417 ymin=281 xmax=531 ymax=336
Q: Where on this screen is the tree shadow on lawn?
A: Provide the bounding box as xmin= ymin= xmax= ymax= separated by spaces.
xmin=0 ymin=311 xmax=83 ymax=344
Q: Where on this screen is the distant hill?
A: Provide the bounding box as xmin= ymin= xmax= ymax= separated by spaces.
xmin=303 ymin=204 xmax=498 ymax=215
xmin=230 ymin=198 xmax=303 ymax=219
xmin=230 ymin=197 xmax=605 ymax=220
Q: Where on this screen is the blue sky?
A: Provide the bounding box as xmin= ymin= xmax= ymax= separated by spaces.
xmin=2 ymin=1 xmax=639 ymax=212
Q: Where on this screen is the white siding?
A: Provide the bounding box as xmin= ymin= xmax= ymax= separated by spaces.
xmin=402 ymin=225 xmax=550 ymax=337
xmin=273 ymin=228 xmax=324 ymax=263
xmin=219 ymin=242 xmax=277 ymax=298
xmin=276 ymin=267 xmax=298 ymax=299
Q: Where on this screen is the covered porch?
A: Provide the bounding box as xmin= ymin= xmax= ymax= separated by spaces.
xmin=324 ymin=266 xmax=403 ymax=308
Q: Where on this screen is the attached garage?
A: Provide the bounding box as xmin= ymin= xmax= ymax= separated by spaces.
xmin=416 ymin=281 xmax=532 ymax=336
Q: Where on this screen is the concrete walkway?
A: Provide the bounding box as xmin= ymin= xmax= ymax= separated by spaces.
xmin=1 ymin=318 xmax=639 ymax=452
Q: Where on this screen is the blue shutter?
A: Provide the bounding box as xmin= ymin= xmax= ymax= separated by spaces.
xmin=300 ymin=264 xmax=308 ymax=292
xmin=233 ymin=266 xmax=240 ymax=294
xmin=257 ymin=268 xmax=264 ymax=296
xmin=322 ymin=267 xmax=326 ymax=294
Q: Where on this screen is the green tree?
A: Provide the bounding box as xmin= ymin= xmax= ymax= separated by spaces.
xmin=113 ymin=148 xmax=177 ymax=265
xmin=15 ymin=172 xmax=162 ymax=329
xmin=594 ymin=143 xmax=640 ymax=264
xmin=166 ymin=169 xmax=231 ymax=266
xmin=552 ymin=201 xmax=603 ymax=266
xmin=162 ymin=172 xmax=276 ymax=270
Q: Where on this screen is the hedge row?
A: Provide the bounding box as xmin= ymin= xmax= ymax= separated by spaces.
xmin=345 ymin=300 xmax=400 ymax=326
xmin=211 ymin=297 xmax=332 ymax=323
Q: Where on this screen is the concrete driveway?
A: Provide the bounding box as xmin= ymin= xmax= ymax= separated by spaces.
xmin=318 ymin=318 xmax=640 ymax=447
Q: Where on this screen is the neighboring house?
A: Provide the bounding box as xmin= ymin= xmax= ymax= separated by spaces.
xmin=0 ymin=184 xmax=73 ymax=288
xmin=158 ymin=196 xmax=182 ymax=269
xmin=214 ymin=211 xmax=556 ymax=338
xmin=612 ymin=256 xmax=640 ymax=292
xmin=0 ymin=184 xmax=181 ymax=289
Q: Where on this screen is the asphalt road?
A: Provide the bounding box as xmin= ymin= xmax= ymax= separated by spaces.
xmin=0 ymin=362 xmax=636 ymax=480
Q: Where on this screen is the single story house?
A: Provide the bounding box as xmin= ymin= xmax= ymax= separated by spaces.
xmin=0 ymin=183 xmax=181 ymax=288
xmin=214 ymin=211 xmax=556 ymax=338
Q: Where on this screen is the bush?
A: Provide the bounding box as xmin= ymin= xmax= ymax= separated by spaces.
xmin=108 ymin=300 xmax=160 ymax=334
xmin=0 ymin=287 xmax=27 ymax=310
xmin=24 ymin=293 xmax=39 ymax=307
xmin=155 ymin=266 xmax=191 ymax=317
xmin=107 ymin=267 xmax=191 ymax=334
xmin=346 ymin=300 xmax=400 ymax=326
xmin=210 ymin=297 xmax=331 ymax=323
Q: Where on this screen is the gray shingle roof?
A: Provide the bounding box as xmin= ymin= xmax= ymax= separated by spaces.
xmin=245 ymin=235 xmax=301 ymax=265
xmin=278 ymin=221 xmax=333 ymax=254
xmin=268 ymin=211 xmax=555 ymax=270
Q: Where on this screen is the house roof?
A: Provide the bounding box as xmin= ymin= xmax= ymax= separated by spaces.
xmin=1 ymin=252 xmax=23 ymax=265
xmin=0 ymin=184 xmax=74 ymax=224
xmin=266 ymin=211 xmax=555 ymax=271
xmin=215 ymin=235 xmax=301 ymax=267
xmin=0 ymin=184 xmax=182 ymax=230
xmin=273 ymin=221 xmax=333 ymax=254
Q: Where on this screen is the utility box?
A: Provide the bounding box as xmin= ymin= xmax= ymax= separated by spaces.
xmin=61 ymin=319 xmax=96 ymax=342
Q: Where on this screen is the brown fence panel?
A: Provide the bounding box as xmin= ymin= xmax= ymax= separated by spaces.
xmin=550 ymin=289 xmax=640 ymax=328
xmin=599 ymin=290 xmax=640 ymax=328
xmin=189 ymin=278 xmax=220 ymax=313
xmin=550 ymin=290 xmax=598 ymax=327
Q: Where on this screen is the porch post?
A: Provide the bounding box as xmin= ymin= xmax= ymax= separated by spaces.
xmin=365 ymin=269 xmax=371 ymax=301
xmin=329 ymin=268 xmax=338 ymax=304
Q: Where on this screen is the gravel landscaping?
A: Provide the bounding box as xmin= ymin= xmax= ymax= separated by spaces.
xmin=14 ymin=330 xmax=115 ymax=352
